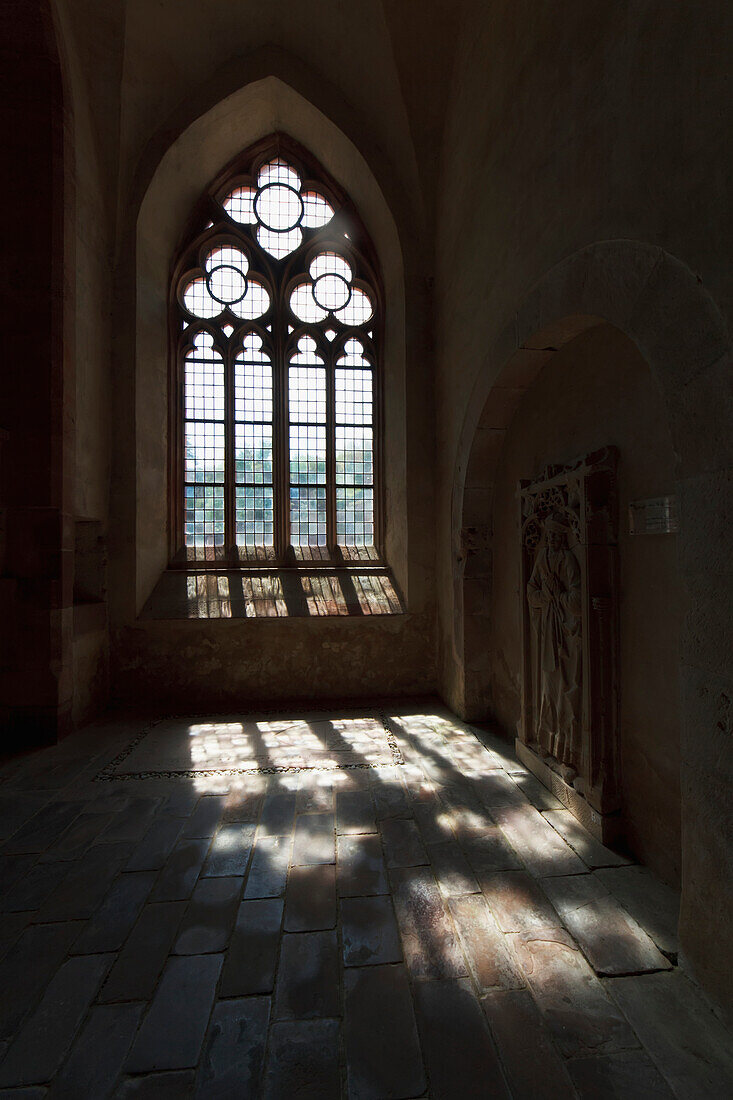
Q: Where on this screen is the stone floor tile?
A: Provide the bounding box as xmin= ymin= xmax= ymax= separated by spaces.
xmin=481 ymin=869 xmax=563 ymax=932
xmin=201 ymin=824 xmax=255 ymax=877
xmin=219 ymin=898 xmax=283 ymax=996
xmin=439 ymin=781 xmax=495 ymax=829
xmin=541 ymin=873 xmax=672 ymax=975
xmin=414 ymin=978 xmax=510 ymax=1099
xmin=126 ymin=819 xmax=184 ymax=872
xmin=507 ymin=772 xmax=564 ymax=810
xmin=0 ymin=1086 xmax=47 ymax=1095
xmin=370 ymin=779 xmax=411 ymax=820
xmin=468 ymin=726 xmax=521 ymax=770
xmin=606 ymin=970 xmax=733 ymax=1097
xmin=174 ymin=876 xmax=241 ymax=954
xmin=341 ymin=895 xmax=402 ymax=967
xmin=441 ymin=800 xmax=497 ymax=837
xmin=379 ymin=817 xmax=428 ymax=868
xmin=448 ymin=894 xmax=524 ymax=991
xmin=72 ymin=870 xmax=156 ymax=954
xmin=0 ymin=1086 xmax=47 ymax=1098
xmin=159 ymin=786 xmax=200 ymax=819
xmin=404 ymin=768 xmax=441 ymax=806
xmin=0 ymin=793 xmax=50 ymax=842
xmin=421 ymin=754 xmax=473 ymax=787
xmin=125 ymin=954 xmax=223 ymax=1073
xmin=509 ymin=927 xmax=638 ymax=1057
xmin=181 ymin=798 xmax=225 ymax=840
xmin=258 ymin=792 xmax=296 ymax=836
xmin=0 ymin=953 xmax=111 ymax=1087
xmin=243 ymin=834 xmax=291 ymax=898
xmin=262 ymin=1020 xmax=340 ymax=1100
xmin=14 ymin=758 xmax=91 ymax=792
xmin=343 ymin=963 xmax=426 ymax=1099
xmin=37 ymin=843 xmax=131 ymax=921
xmin=273 ymin=930 xmax=339 ymax=1019
xmin=39 ymin=812 xmax=115 ymax=862
xmin=460 ymin=827 xmax=522 ymax=880
xmin=567 ymin=1050 xmax=675 ymax=1098
xmin=390 ymin=866 xmax=468 ymax=980
xmin=220 ymin=787 xmax=266 ymax=823
xmin=150 ymin=838 xmax=210 ymax=902
xmin=194 ymin=996 xmax=270 ymax=1097
xmin=291 ymin=812 xmax=335 ymax=866
xmin=51 ymin=1002 xmax=144 ymax=1099
xmin=0 ymin=921 xmax=84 ymax=1039
xmin=336 ymin=834 xmax=388 ymax=897
xmin=428 ymin=839 xmax=480 ymax=896
xmin=412 ymin=802 xmax=456 ymax=845
xmin=114 ymin=1070 xmax=196 ymax=1098
xmin=2 ymin=801 xmax=82 ymax=855
xmin=471 ymin=772 xmax=531 ymax=810
xmin=78 ymin=789 xmax=131 ymax=815
xmin=99 ymin=798 xmax=163 ymax=843
xmin=448 ymin=742 xmax=504 ymax=780
xmin=493 ymin=805 xmax=587 ymax=877
xmin=0 ymin=855 xmax=38 ymax=895
xmin=284 ymin=864 xmax=336 ymax=931
xmin=1 ymin=859 xmax=73 ymax=913
xmin=595 ymin=866 xmax=680 ymax=956
xmin=99 ymin=901 xmax=187 ymax=1002
xmin=335 ymin=791 xmax=376 ymax=834
xmin=0 ymin=914 xmax=31 ymax=964
xmin=481 ymin=988 xmax=576 ymax=1098
xmin=297 ymin=780 xmax=334 ymax=816
xmin=543 ymin=809 xmax=632 ymax=868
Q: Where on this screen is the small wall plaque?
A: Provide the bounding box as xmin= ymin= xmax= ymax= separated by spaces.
xmin=629 ymin=496 xmax=679 ymax=535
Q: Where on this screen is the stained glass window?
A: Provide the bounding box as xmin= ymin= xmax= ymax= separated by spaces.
xmin=174 ymin=140 xmax=379 ymax=563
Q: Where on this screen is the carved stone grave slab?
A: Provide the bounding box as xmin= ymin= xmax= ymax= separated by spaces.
xmin=516 ymin=447 xmax=620 ymax=844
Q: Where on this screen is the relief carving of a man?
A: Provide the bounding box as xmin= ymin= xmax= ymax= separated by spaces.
xmin=526 ymin=512 xmax=582 ymax=773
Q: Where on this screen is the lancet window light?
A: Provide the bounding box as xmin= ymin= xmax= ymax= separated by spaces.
xmin=172 ymin=140 xmax=381 ymax=564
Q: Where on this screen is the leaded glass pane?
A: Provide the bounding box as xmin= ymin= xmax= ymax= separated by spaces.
xmin=290 ymin=487 xmax=327 ymax=547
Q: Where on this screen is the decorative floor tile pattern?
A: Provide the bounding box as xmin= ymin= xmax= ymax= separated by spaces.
xmin=0 ymin=702 xmax=730 ymax=1097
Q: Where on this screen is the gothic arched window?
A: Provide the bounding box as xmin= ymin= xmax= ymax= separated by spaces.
xmin=172 ymin=138 xmax=381 ymax=566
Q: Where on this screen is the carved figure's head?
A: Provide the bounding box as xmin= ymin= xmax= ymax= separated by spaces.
xmin=545 ymin=512 xmax=569 ymax=552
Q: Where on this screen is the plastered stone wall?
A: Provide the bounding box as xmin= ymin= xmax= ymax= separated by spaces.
xmin=488 ymin=324 xmax=682 ymax=886
xmin=114 ymin=613 xmax=434 ymax=715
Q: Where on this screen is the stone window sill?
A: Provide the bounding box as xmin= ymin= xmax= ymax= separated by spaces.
xmin=140 ymin=568 xmax=404 ymax=620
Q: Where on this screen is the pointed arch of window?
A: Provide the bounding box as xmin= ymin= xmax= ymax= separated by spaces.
xmin=170 ymin=136 xmax=383 ymax=567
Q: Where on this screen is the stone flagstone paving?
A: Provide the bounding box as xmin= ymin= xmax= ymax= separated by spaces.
xmin=0 ymin=701 xmax=731 ymax=1097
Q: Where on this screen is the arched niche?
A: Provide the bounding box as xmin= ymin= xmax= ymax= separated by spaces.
xmin=490 ymin=324 xmax=682 ymax=886
xmin=130 ymin=77 xmax=407 ymax=614
xmin=449 ymin=239 xmax=733 ymax=1016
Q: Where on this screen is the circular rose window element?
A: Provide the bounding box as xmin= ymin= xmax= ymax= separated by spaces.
xmin=312 ymin=272 xmax=351 ymax=312
xmin=206 ymin=264 xmax=248 ymax=305
xmin=254 ymin=184 xmax=304 ymax=232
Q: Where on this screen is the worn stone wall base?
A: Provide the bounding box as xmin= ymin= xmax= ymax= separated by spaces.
xmin=515 ymin=738 xmax=623 ymax=847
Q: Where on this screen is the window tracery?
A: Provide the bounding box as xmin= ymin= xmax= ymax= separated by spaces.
xmin=173 ymin=140 xmax=380 ymax=565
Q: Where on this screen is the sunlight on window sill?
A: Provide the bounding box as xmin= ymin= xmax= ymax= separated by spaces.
xmin=140 ymin=568 xmax=404 ymax=619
